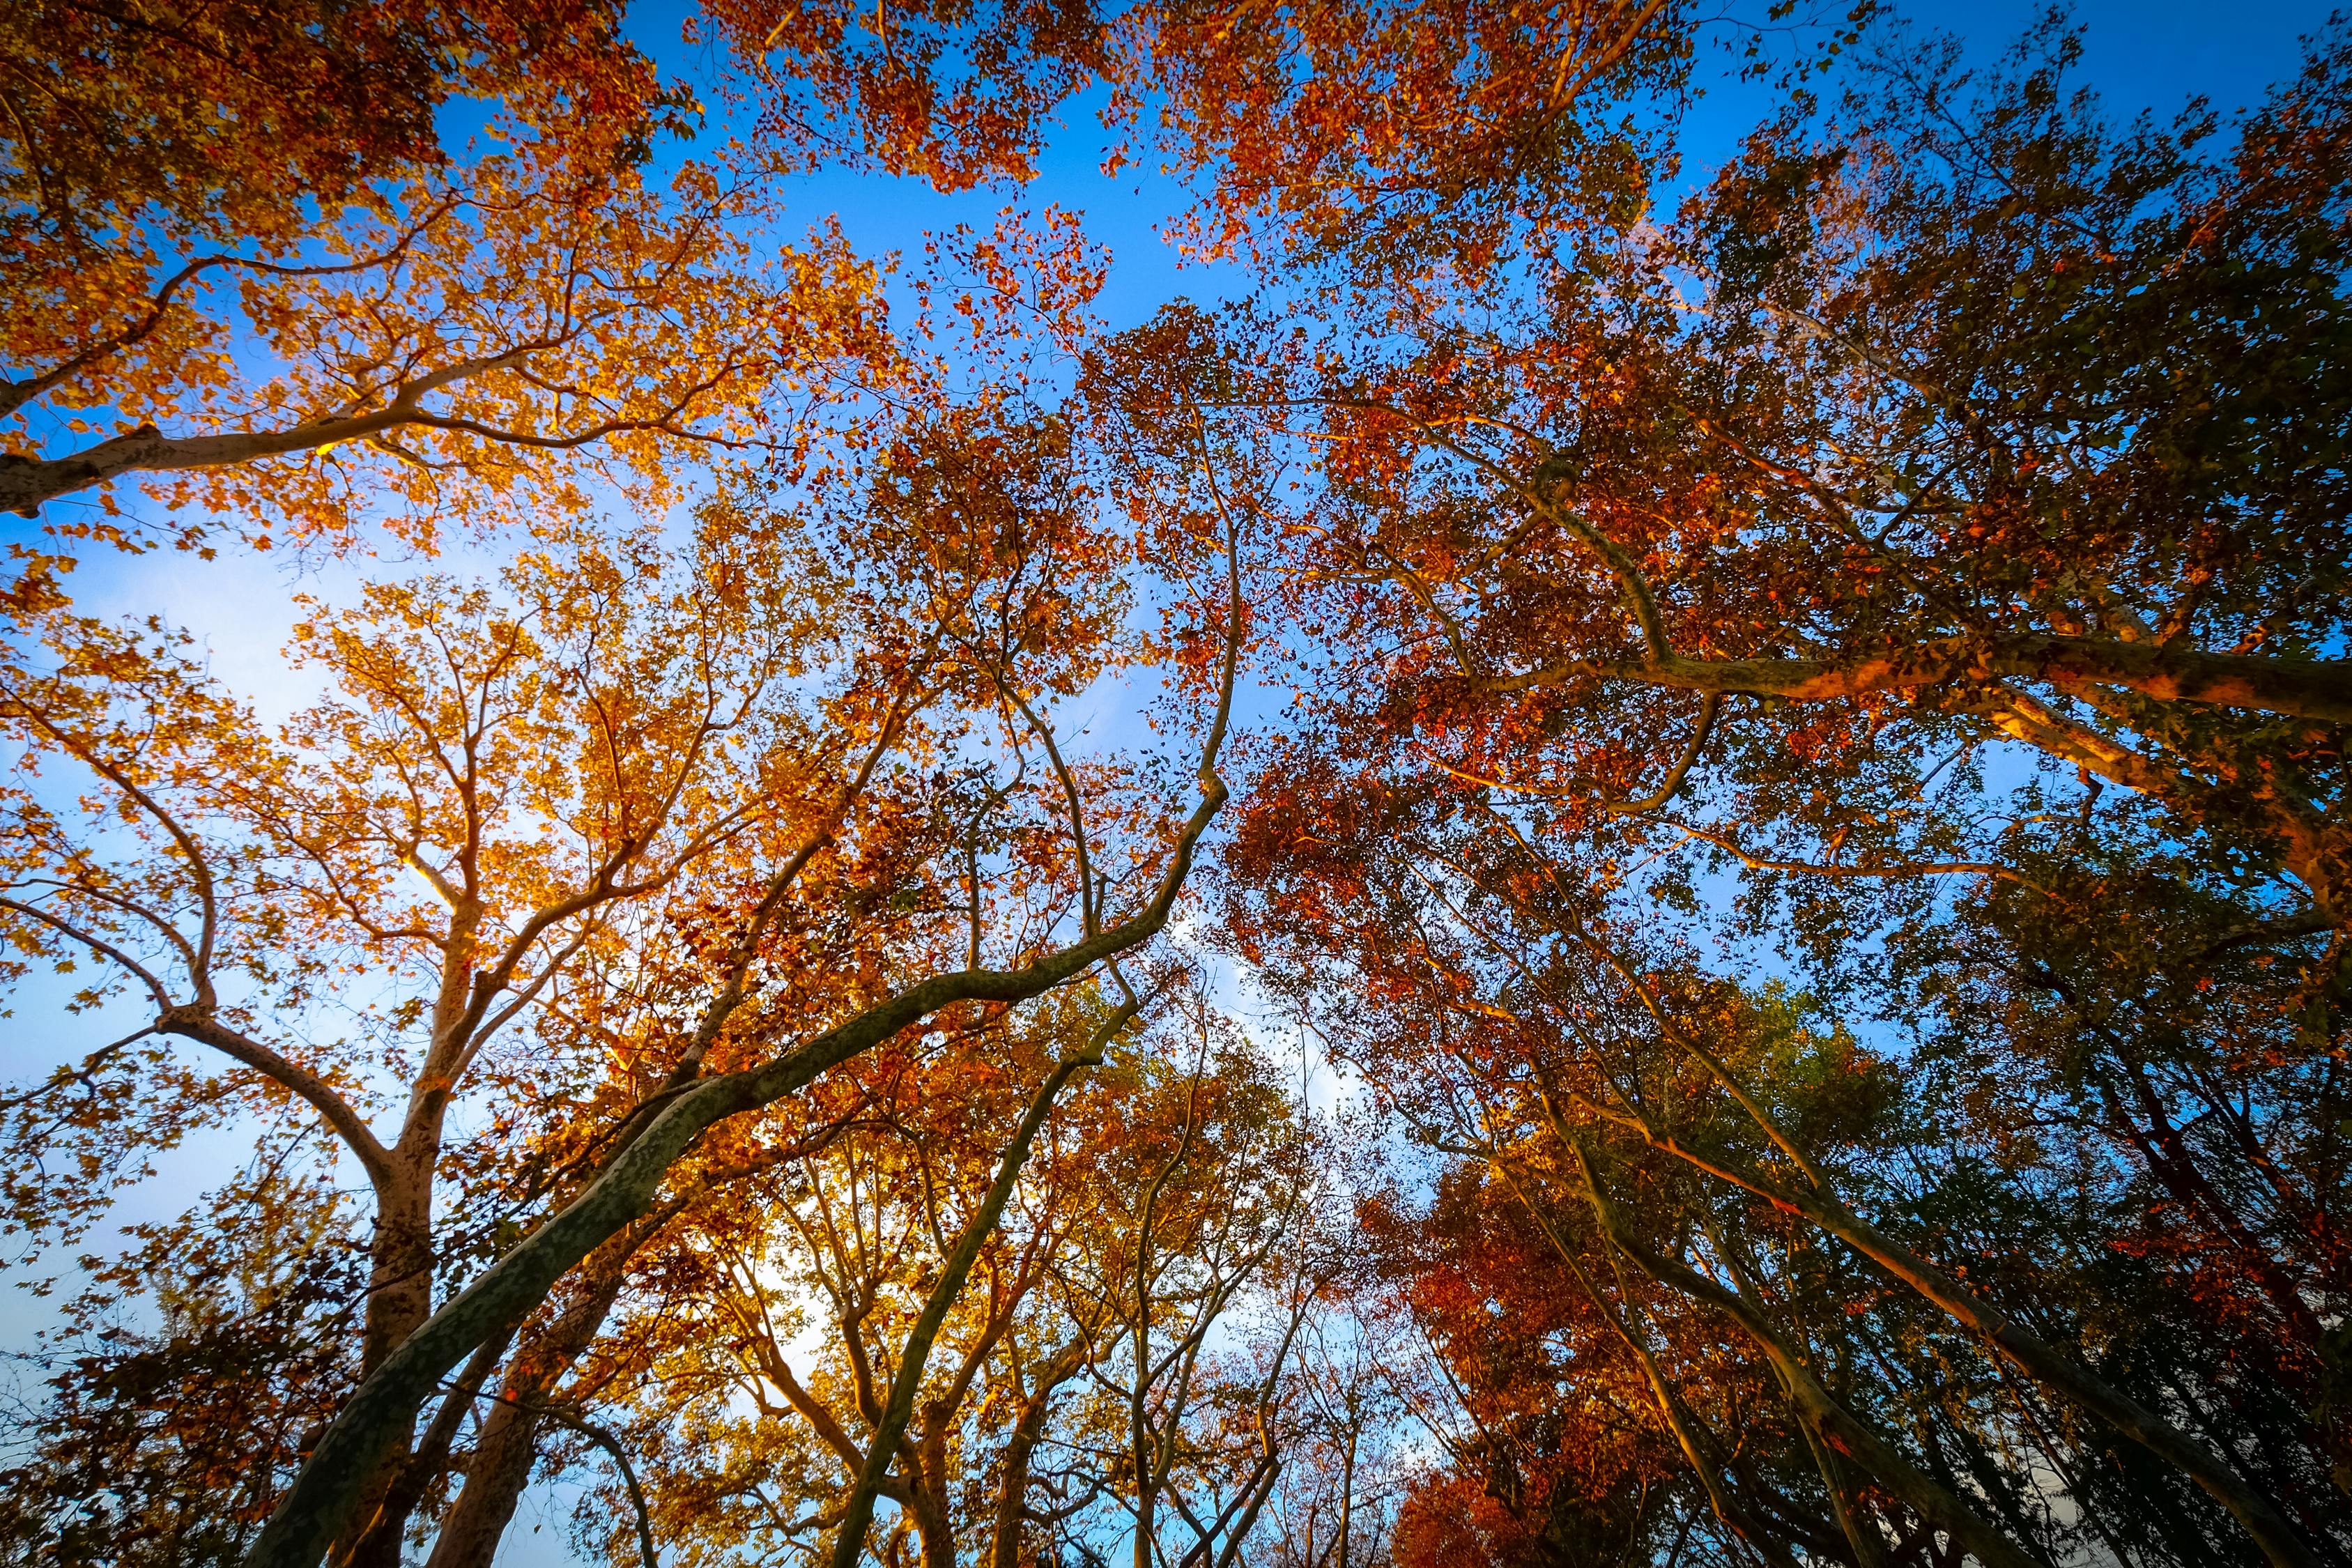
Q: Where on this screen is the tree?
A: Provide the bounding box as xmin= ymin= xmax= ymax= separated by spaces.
xmin=1201 ymin=11 xmax=2350 ymax=1565
xmin=1 ymin=0 xmax=1153 ymax=551
xmin=0 ymin=513 xmax=892 ymax=1557
xmin=626 ymin=983 xmax=1141 ymax=1568
xmin=2 ymin=379 xmax=1248 ymax=1567
xmin=13 ymin=5 xmax=2348 ymax=1566
xmin=0 ymin=0 xmax=1726 ymax=552
xmin=1233 ymin=13 xmax=2351 ymax=907
xmin=0 ymin=4 xmax=1737 ymax=1565
xmin=0 ymin=1160 xmax=362 ymax=1567
xmin=1042 ymin=999 xmax=1316 ymax=1568
xmin=599 ymin=985 xmax=1318 ymax=1568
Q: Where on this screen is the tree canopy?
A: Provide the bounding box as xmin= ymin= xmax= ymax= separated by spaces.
xmin=1 ymin=5 xmax=2346 ymax=1568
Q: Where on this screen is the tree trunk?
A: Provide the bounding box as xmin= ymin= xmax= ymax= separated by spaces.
xmin=342 ymin=1331 xmax=516 ymax=1568
xmin=1571 ymin=1035 xmax=2326 ymax=1568
xmin=330 ymin=905 xmax=481 ymax=1567
xmin=242 ymin=827 xmax=1230 ymax=1568
xmin=424 ymin=1231 xmax=638 ymax=1568
xmin=330 ymin=1154 xmax=438 ymax=1567
xmin=1570 ymin=1147 xmax=2052 ymax=1568
xmin=990 ymin=1342 xmax=1088 ymax=1568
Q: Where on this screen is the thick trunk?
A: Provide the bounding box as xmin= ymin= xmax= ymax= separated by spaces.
xmin=328 ymin=903 xmax=482 ymax=1567
xmin=912 ymin=1403 xmax=959 ymax=1568
xmin=331 ymin=1155 xmax=438 ymax=1567
xmin=421 ymin=1392 xmax=535 ymax=1568
xmin=1797 ymin=1416 xmax=1888 ymax=1568
xmin=911 ymin=1494 xmax=955 ymax=1568
xmin=344 ymin=1331 xmax=515 ymax=1568
xmin=361 ymin=1154 xmax=440 ymax=1376
xmin=1132 ymin=1486 xmax=1155 ymax=1568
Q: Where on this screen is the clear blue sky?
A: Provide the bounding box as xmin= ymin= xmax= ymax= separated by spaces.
xmin=1903 ymin=0 xmax=2337 ymax=118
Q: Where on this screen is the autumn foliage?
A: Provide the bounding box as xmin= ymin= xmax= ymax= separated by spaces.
xmin=1 ymin=4 xmax=2349 ymax=1568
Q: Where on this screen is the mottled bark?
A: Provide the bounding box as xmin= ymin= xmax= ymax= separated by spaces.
xmin=989 ymin=1341 xmax=1089 ymax=1568
xmin=239 ymin=534 xmax=1238 ymax=1568
xmin=344 ymin=1330 xmax=516 ymax=1568
xmin=424 ymin=1231 xmax=640 ymax=1568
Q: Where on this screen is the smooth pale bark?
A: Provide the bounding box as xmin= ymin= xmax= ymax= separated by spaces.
xmin=0 ymin=335 xmax=546 ymax=518
xmin=0 ymin=416 xmax=410 ymax=516
xmin=1475 ymin=608 xmax=2352 ymax=916
xmin=1987 ymin=691 xmax=2352 ymax=921
xmin=1799 ymin=1416 xmax=1890 ymax=1568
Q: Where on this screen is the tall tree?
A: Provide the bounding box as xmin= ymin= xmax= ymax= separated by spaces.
xmin=13 ymin=5 xmax=2348 ymax=1566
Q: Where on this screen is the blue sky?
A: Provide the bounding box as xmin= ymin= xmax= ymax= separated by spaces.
xmin=611 ymin=0 xmax=2344 ymax=342
xmin=1 ymin=1 xmax=2341 ymax=1560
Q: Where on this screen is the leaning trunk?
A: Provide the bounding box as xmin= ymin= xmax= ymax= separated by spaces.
xmin=424 ymin=1231 xmax=638 ymax=1568
xmin=332 ymin=1151 xmax=439 ymax=1566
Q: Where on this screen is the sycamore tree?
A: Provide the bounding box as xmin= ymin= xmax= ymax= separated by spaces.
xmin=1210 ymin=12 xmax=2352 ymax=1568
xmin=17 ymin=3 xmax=2349 ymax=1568
xmin=0 ymin=3 xmax=1236 ymax=1563
xmin=1 ymin=372 xmax=1250 ymax=1562
xmin=596 ymin=987 xmax=1322 ymax=1568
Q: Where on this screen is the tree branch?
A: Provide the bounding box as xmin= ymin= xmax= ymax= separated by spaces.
xmin=236 ymin=544 xmax=1244 ymax=1568
xmin=156 ymin=1006 xmax=393 ymax=1189
xmin=1487 ymin=634 xmax=2352 ymax=725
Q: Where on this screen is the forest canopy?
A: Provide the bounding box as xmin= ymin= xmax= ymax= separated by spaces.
xmin=1 ymin=4 xmax=2347 ymax=1568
